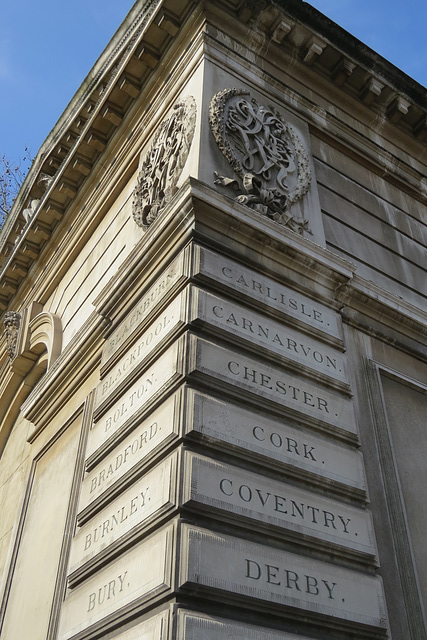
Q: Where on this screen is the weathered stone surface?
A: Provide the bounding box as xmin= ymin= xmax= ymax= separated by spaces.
xmin=196 ymin=247 xmax=342 ymax=344
xmin=180 ymin=526 xmax=387 ymax=629
xmin=81 ymin=395 xmax=178 ymax=509
xmin=176 ymin=610 xmax=317 ymax=639
xmin=193 ymin=288 xmax=348 ymax=389
xmin=185 ymin=390 xmax=365 ymax=495
xmin=101 ymin=251 xmax=186 ymax=366
xmin=188 ymin=336 xmax=357 ymax=440
xmin=109 ymin=610 xmax=169 ymax=639
xmin=88 ymin=342 xmax=181 ymax=460
xmin=182 ymin=452 xmax=376 ymax=560
xmin=96 ymin=292 xmax=186 ymax=409
xmin=70 ymin=454 xmax=177 ymax=578
xmin=59 ymin=526 xmax=173 ymax=640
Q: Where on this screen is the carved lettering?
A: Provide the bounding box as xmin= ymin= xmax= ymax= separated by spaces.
xmin=252 ymin=426 xmax=316 ymax=461
xmin=227 ymin=361 xmax=329 ymax=414
xmin=245 ymin=559 xmax=337 ymax=599
xmin=88 ymin=346 xmax=178 ymax=458
xmin=200 ymin=248 xmax=342 ymax=341
xmin=218 ymin=477 xmax=351 ymax=535
xmin=87 ymin=572 xmax=128 ymax=612
xmin=102 ymin=254 xmax=184 ymax=365
xmin=89 ymin=422 xmax=157 ymax=494
xmin=209 ymin=302 xmax=340 ymax=375
xmin=83 ymin=491 xmax=148 ymax=551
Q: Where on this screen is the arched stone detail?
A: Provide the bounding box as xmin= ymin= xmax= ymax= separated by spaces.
xmin=0 ymin=307 xmax=62 ymax=456
xmin=28 ymin=312 xmax=62 ymax=370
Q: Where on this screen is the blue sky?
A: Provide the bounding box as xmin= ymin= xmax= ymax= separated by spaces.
xmin=1 ymin=0 xmax=426 ymax=167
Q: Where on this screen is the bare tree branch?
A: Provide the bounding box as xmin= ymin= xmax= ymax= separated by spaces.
xmin=0 ymin=148 xmax=33 ymax=228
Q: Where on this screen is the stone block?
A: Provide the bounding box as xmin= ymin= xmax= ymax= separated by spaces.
xmin=179 ymin=526 xmax=387 ymax=630
xmin=109 ymin=610 xmax=169 ymax=638
xmin=196 ymin=247 xmax=343 ymax=345
xmin=58 ymin=526 xmax=173 ymax=640
xmin=192 ymin=288 xmax=348 ymax=390
xmin=101 ymin=251 xmax=186 ymax=367
xmin=70 ymin=454 xmax=178 ymax=582
xmin=81 ymin=394 xmax=178 ymax=509
xmin=176 ymin=610 xmax=318 ymax=639
xmin=184 ymin=390 xmax=366 ymax=496
xmin=181 ymin=451 xmax=376 ymax=561
xmin=187 ymin=336 xmax=357 ymax=442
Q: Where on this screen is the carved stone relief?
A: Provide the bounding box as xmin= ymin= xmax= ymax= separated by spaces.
xmin=4 ymin=311 xmax=21 ymax=362
xmin=132 ymin=96 xmax=196 ymax=228
xmin=209 ymin=88 xmax=312 ymax=234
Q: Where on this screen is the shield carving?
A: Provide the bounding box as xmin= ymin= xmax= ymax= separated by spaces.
xmin=209 ymin=88 xmax=312 ymax=234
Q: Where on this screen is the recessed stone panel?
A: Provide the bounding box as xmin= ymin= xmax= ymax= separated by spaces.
xmin=176 ymin=610 xmax=317 ymax=640
xmin=109 ymin=610 xmax=169 ymax=639
xmin=81 ymin=395 xmax=178 ymax=510
xmin=102 ymin=251 xmax=186 ymax=366
xmin=193 ymin=289 xmax=348 ymax=390
xmin=188 ymin=337 xmax=357 ymax=440
xmin=182 ymin=452 xmax=376 ymax=560
xmin=59 ymin=526 xmax=173 ymax=640
xmin=70 ymin=454 xmax=177 ymax=580
xmin=185 ymin=390 xmax=365 ymax=495
xmin=96 ymin=292 xmax=187 ymax=409
xmin=180 ymin=526 xmax=387 ymax=630
xmin=197 ymin=247 xmax=342 ymax=344
xmin=88 ymin=342 xmax=182 ymax=460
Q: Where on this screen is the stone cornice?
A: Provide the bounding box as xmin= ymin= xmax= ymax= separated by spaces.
xmin=0 ymin=0 xmax=425 ymax=322
xmin=95 ymin=179 xmax=427 ymax=355
xmin=273 ymin=0 xmax=426 ymax=108
xmin=0 ymin=0 xmax=197 ymax=312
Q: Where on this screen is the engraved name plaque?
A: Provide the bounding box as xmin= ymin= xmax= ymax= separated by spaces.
xmin=197 ymin=247 xmax=342 ymax=344
xmin=88 ymin=342 xmax=182 ymax=461
xmin=59 ymin=527 xmax=173 ymax=640
xmin=193 ymin=289 xmax=348 ymax=389
xmin=96 ymin=292 xmax=186 ymax=410
xmin=185 ymin=390 xmax=366 ymax=496
xmin=102 ymin=251 xmax=186 ymax=366
xmin=182 ymin=452 xmax=375 ymax=560
xmin=70 ymin=455 xmax=177 ymax=580
xmin=180 ymin=526 xmax=387 ymax=629
xmin=188 ymin=337 xmax=357 ymax=440
xmin=81 ymin=396 xmax=178 ymax=510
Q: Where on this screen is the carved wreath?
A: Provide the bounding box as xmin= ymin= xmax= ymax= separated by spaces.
xmin=133 ymin=96 xmax=196 ymax=228
xmin=209 ymin=88 xmax=312 ymax=234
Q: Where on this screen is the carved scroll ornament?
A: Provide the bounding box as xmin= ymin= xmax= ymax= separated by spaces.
xmin=133 ymin=96 xmax=196 ymax=228
xmin=4 ymin=311 xmax=21 ymax=362
xmin=209 ymin=88 xmax=312 ymax=234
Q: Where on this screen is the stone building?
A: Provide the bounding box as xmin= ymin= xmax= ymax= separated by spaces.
xmin=0 ymin=1 xmax=426 ymax=639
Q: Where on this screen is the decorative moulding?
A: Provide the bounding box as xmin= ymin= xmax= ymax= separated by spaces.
xmin=209 ymin=88 xmax=312 ymax=235
xmin=28 ymin=312 xmax=62 ymax=370
xmin=132 ymin=95 xmax=197 ymax=228
xmin=0 ymin=304 xmax=63 ymax=455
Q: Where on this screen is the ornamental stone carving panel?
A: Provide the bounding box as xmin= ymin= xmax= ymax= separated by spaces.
xmin=209 ymin=88 xmax=312 ymax=234
xmin=4 ymin=311 xmax=21 ymax=361
xmin=132 ymin=96 xmax=196 ymax=228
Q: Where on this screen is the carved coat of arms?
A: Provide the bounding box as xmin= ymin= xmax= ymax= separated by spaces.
xmin=133 ymin=96 xmax=196 ymax=228
xmin=209 ymin=88 xmax=312 ymax=234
